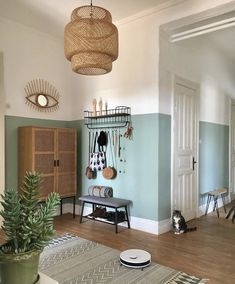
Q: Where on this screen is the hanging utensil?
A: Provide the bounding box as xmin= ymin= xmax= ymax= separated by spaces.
xmin=118 ymin=130 xmax=121 ymax=158
xmin=102 ymin=131 xmax=117 ymax=179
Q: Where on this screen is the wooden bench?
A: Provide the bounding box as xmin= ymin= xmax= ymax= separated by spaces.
xmin=205 ymin=188 xmax=227 ymax=217
xmin=79 ymin=195 xmax=131 ymax=233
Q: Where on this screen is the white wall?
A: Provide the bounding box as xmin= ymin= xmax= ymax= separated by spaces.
xmin=0 ymin=17 xmax=76 ymax=121
xmin=71 ymin=14 xmax=160 ymax=119
xmin=159 ymin=33 xmax=235 ymax=125
xmin=70 ymin=0 xmax=235 ymax=120
xmin=1 ymin=0 xmax=234 ymax=121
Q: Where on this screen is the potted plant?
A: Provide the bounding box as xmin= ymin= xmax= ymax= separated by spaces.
xmin=0 ymin=171 xmax=60 ymax=284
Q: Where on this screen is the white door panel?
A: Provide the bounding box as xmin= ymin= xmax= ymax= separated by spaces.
xmin=0 ymin=53 xmax=5 ymax=225
xmin=173 ymin=77 xmax=199 ymax=221
xmin=230 ymin=103 xmax=235 ymax=199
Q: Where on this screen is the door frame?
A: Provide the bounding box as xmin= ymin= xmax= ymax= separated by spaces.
xmin=0 ymin=52 xmax=5 ymax=225
xmin=229 ymin=99 xmax=235 ymax=202
xmin=171 ymin=75 xmax=200 ymax=218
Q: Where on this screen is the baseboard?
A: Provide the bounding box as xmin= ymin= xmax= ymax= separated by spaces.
xmin=60 ymin=203 xmax=172 ymax=235
xmin=59 ymin=194 xmax=231 ymax=234
xmin=157 ymin=218 xmax=172 ymax=234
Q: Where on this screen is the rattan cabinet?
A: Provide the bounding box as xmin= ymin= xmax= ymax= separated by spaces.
xmin=18 ymin=126 xmax=77 ymax=215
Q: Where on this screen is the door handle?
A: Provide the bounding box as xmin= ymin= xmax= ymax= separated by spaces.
xmin=54 ymin=160 xmax=59 ymax=167
xmin=193 ymin=157 xmax=197 ymax=171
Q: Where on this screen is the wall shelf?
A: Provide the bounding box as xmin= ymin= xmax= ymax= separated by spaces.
xmin=84 ymin=106 xmax=131 ymax=129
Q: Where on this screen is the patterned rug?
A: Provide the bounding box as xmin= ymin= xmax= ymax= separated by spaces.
xmin=39 ymin=234 xmax=207 ymax=284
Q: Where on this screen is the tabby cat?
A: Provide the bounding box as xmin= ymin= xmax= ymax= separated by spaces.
xmin=172 ymin=210 xmax=197 ymax=234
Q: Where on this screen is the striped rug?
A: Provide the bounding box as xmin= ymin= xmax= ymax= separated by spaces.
xmin=39 ymin=234 xmax=207 ymax=284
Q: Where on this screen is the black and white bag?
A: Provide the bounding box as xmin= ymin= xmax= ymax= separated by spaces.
xmin=89 ymin=132 xmax=106 ymax=171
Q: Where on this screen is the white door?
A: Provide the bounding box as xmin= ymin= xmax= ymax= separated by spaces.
xmin=0 ymin=53 xmax=5 ymax=225
xmin=230 ymin=102 xmax=235 ymax=200
xmin=173 ymin=76 xmax=199 ymax=221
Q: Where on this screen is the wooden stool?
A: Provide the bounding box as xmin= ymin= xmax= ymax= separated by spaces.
xmin=205 ymin=188 xmax=227 ymax=217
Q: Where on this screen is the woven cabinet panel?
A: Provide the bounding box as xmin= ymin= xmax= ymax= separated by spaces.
xmin=40 ymin=176 xmax=55 ymax=200
xmin=35 ymin=130 xmax=55 ymax=152
xmin=35 ymin=154 xmax=54 ymax=174
xmin=58 ymin=131 xmax=76 ymax=152
xmin=58 ymin=153 xmax=75 ymax=173
xmin=57 ymin=174 xmax=76 ymax=196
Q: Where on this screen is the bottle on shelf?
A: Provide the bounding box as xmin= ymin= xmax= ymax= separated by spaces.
xmin=92 ymin=98 xmax=97 ymax=117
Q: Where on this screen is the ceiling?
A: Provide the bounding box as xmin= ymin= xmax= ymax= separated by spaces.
xmin=0 ymin=0 xmax=168 ymax=38
xmin=0 ymin=0 xmax=234 ymax=61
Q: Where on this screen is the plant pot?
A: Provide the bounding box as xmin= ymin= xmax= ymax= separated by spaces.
xmin=0 ymin=249 xmax=41 ymax=284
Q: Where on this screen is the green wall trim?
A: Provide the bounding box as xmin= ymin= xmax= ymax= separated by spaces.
xmin=199 ymin=121 xmax=229 ymax=204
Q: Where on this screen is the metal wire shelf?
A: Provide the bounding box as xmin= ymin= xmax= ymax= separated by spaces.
xmin=84 ymin=106 xmax=131 ymax=129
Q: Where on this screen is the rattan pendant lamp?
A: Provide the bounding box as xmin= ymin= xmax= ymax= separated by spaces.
xmin=64 ymin=0 xmax=118 ymax=75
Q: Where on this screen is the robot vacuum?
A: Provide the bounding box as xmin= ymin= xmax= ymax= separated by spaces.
xmin=120 ymin=249 xmax=151 ymax=270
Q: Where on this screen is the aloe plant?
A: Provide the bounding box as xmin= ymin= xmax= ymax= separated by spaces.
xmin=0 ymin=171 xmax=60 ymax=254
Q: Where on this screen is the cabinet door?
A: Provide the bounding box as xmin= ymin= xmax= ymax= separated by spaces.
xmin=56 ymin=129 xmax=77 ymax=197
xmin=34 ymin=128 xmax=57 ymax=200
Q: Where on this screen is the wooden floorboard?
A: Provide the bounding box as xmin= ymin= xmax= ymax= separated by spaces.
xmin=1 ymin=202 xmax=235 ymax=283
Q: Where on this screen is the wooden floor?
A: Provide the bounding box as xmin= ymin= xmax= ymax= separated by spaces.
xmin=1 ymin=202 xmax=235 ymax=284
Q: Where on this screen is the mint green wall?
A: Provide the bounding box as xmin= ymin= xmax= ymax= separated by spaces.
xmin=5 ymin=114 xmax=163 ymax=221
xmin=199 ymin=121 xmax=229 ymax=204
xmin=71 ymin=114 xmax=172 ymax=221
xmin=5 ymin=115 xmax=230 ymax=221
xmin=5 ymin=116 xmax=70 ymax=190
xmin=71 ymin=114 xmax=159 ymax=221
xmin=158 ymin=114 xmax=171 ymax=220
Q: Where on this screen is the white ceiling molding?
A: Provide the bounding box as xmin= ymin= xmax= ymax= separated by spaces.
xmin=116 ymin=0 xmax=186 ymax=27
xmin=161 ymin=2 xmax=235 ymax=35
xmin=170 ymin=16 xmax=235 ymax=42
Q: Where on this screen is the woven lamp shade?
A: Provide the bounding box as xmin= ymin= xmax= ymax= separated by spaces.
xmin=64 ymin=5 xmax=118 ymax=75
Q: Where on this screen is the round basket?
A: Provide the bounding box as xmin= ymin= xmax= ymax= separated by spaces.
xmin=102 ymin=166 xmax=116 ymax=179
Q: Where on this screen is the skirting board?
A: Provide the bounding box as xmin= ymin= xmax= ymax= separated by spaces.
xmin=60 ymin=203 xmax=172 ymax=235
xmin=58 ymin=196 xmax=231 ymax=235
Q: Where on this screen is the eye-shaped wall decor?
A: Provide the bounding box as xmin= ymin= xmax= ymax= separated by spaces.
xmin=24 ymin=79 xmax=59 ymax=112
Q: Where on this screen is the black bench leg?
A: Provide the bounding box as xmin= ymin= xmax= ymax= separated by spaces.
xmin=125 ymin=206 xmax=130 ymax=229
xmin=73 ymin=196 xmax=76 ymax=218
xmin=80 ymin=201 xmax=85 ymax=223
xmin=115 ymin=208 xmax=118 ymax=233
xmin=92 ymin=204 xmax=95 ymax=220
xmin=60 ymin=198 xmax=63 ymax=215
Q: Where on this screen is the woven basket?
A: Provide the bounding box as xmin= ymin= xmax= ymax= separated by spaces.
xmin=64 ymin=5 xmax=118 ymax=75
xmin=102 ymin=166 xmax=117 ymax=180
